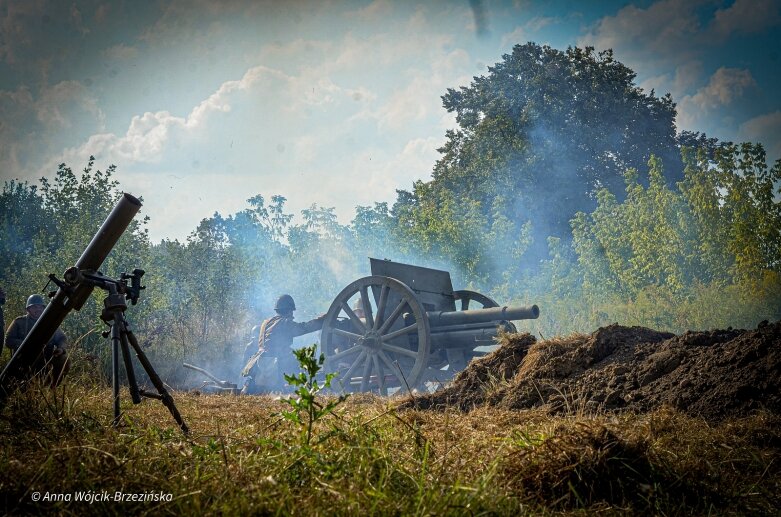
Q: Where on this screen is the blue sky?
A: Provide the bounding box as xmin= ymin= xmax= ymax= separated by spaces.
xmin=1 ymin=0 xmax=779 ymax=242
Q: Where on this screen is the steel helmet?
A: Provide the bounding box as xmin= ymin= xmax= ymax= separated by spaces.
xmin=26 ymin=294 xmax=46 ymax=308
xmin=274 ymin=294 xmax=296 ymax=312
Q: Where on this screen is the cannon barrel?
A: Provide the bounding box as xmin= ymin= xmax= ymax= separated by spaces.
xmin=0 ymin=193 xmax=142 ymax=404
xmin=426 ymin=304 xmax=539 ymax=328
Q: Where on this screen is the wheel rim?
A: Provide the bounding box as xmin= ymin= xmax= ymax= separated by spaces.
xmin=321 ymin=276 xmax=430 ymax=395
xmin=453 ymin=290 xmax=499 ymax=310
xmin=454 ymin=289 xmax=517 ymax=333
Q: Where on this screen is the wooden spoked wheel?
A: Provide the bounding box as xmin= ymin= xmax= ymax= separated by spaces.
xmin=454 ymin=289 xmax=517 ymax=333
xmin=453 ymin=290 xmax=499 ymax=310
xmin=321 ymin=276 xmax=430 ymax=395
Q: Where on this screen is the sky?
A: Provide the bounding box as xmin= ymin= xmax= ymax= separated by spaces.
xmin=1 ymin=0 xmax=779 ymax=243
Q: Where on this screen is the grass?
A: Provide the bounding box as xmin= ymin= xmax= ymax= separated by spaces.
xmin=0 ymin=379 xmax=779 ymax=516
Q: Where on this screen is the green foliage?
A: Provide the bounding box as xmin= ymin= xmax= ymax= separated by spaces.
xmin=421 ymin=43 xmax=680 ymax=260
xmin=566 ymin=147 xmax=781 ymax=333
xmin=2 ymin=42 xmax=780 ymax=386
xmin=0 ymin=158 xmax=151 ymax=374
xmin=281 ymin=344 xmax=347 ymax=446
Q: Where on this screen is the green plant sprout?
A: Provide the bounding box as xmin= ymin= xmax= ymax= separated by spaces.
xmin=281 ymin=344 xmax=348 ymax=446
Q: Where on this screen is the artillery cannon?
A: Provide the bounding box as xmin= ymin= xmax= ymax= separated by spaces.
xmin=321 ymin=258 xmax=539 ymax=394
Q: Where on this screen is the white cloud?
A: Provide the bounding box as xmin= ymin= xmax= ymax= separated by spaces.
xmin=69 ymin=3 xmax=88 ymax=36
xmin=0 ymin=86 xmax=34 ymax=173
xmin=671 ymin=61 xmax=704 ymax=94
xmin=578 ymin=0 xmax=704 ymax=65
xmin=0 ymin=81 xmax=105 ymax=176
xmin=710 ymin=0 xmax=781 ymax=40
xmin=345 ymin=0 xmax=393 ymax=21
xmin=640 ymin=61 xmax=705 ymax=100
xmin=687 ymin=67 xmax=755 ymax=110
xmin=35 ymin=58 xmax=430 ymax=240
xmin=353 ymin=48 xmax=471 ymax=132
xmin=35 ymin=80 xmax=104 ymax=129
xmin=0 ymin=1 xmax=43 ymax=63
xmin=501 ymin=16 xmax=559 ymax=48
xmin=526 ymin=16 xmax=556 ymax=32
xmin=676 ymin=67 xmax=756 ymax=131
xmin=48 ymin=65 xmax=292 ymax=169
xmin=739 ymin=111 xmax=781 ymax=160
xmin=327 ymin=136 xmax=444 ymax=217
xmin=501 ymin=26 xmax=528 ymax=49
xmin=102 ymin=43 xmax=139 ymax=61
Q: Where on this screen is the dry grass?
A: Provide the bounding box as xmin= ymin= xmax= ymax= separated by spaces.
xmin=0 ymin=380 xmax=779 ymax=516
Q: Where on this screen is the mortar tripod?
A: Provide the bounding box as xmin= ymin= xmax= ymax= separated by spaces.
xmin=91 ymin=272 xmax=188 ymax=434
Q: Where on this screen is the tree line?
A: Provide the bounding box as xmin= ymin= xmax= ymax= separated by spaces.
xmin=1 ymin=43 xmax=779 ymax=384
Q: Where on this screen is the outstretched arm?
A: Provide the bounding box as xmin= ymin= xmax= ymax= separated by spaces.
xmin=292 ymin=314 xmax=327 ymax=337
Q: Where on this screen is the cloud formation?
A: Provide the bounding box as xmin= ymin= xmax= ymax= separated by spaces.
xmin=2 ymin=0 xmax=778 ymax=241
xmin=676 ymin=67 xmax=757 ymax=131
xmin=710 ymin=0 xmax=781 ymax=40
xmin=739 ymin=111 xmax=781 ymax=160
xmin=687 ymin=67 xmax=756 ymax=110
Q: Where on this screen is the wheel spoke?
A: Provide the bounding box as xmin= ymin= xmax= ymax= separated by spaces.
xmin=381 ymin=343 xmax=418 ymax=359
xmin=360 ymin=285 xmax=374 ymax=329
xmin=373 ymin=284 xmax=389 ymax=331
xmin=381 ymin=322 xmax=418 ymax=342
xmin=378 ymin=351 xmax=410 ymax=393
xmin=378 ymin=351 xmax=401 ymax=379
xmin=373 ymin=354 xmax=386 ymax=395
xmin=341 ymin=301 xmax=367 ymax=333
xmin=360 ymin=352 xmax=373 ymax=391
xmin=341 ymin=349 xmax=367 ymax=387
xmin=329 ymin=344 xmax=361 ymax=362
xmin=460 ymin=298 xmax=469 ymax=311
xmin=332 ymin=328 xmax=363 ymax=342
xmin=378 ymin=299 xmax=406 ymax=335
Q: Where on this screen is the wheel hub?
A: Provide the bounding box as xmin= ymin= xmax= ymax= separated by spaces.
xmin=359 ymin=330 xmax=382 ymax=350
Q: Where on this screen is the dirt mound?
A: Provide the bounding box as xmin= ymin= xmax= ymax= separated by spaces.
xmin=401 ymin=320 xmax=781 ymax=422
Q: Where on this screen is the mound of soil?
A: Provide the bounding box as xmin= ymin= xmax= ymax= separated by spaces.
xmin=402 ymin=320 xmax=781 ymax=422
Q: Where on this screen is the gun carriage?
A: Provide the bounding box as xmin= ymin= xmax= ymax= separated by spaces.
xmin=321 ymin=258 xmax=539 ymax=394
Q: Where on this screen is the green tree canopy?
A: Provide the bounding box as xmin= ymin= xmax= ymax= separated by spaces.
xmin=409 ymin=43 xmax=681 ymax=264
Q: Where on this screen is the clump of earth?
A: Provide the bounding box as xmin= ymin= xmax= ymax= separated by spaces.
xmin=401 ymin=320 xmax=781 ymax=422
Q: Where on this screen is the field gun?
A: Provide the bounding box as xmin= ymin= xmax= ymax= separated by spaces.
xmin=320 ymin=258 xmax=539 ymax=394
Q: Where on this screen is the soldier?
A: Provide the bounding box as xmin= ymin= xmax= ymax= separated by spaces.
xmin=241 ymin=294 xmax=325 ymax=394
xmin=352 ymin=297 xmax=365 ymax=320
xmin=4 ymin=294 xmax=70 ymax=388
xmin=242 ymin=324 xmax=262 ymax=366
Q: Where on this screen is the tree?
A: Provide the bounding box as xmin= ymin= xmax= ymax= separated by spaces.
xmin=0 ymin=158 xmax=152 ymax=371
xmin=410 ymin=43 xmax=680 ymax=266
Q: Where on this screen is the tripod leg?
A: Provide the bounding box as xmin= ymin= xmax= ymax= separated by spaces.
xmin=110 ymin=314 xmax=122 ymax=426
xmin=124 ymin=324 xmax=189 ymax=435
xmin=119 ymin=324 xmax=142 ymax=404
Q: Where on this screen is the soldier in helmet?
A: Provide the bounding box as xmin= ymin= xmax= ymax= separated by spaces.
xmin=4 ymin=294 xmax=70 ymax=388
xmin=241 ymin=294 xmax=325 ymax=394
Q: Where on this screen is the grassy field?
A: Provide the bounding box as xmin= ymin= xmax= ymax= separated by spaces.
xmin=0 ymin=380 xmax=779 ymax=516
